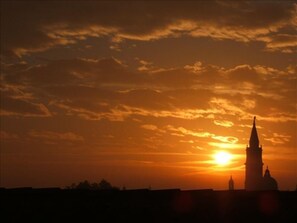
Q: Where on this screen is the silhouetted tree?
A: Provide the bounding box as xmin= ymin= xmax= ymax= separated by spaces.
xmin=91 ymin=182 xmax=99 ymax=190
xmin=66 ymin=179 xmax=119 ymax=190
xmin=76 ymin=180 xmax=91 ymax=189
xmin=65 ymin=183 xmax=76 ymax=189
xmin=98 ymin=179 xmax=112 ymax=190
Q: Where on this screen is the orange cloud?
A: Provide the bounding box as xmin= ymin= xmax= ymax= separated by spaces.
xmin=165 ymin=125 xmax=239 ymax=145
xmin=213 ymin=120 xmax=234 ymax=128
xmin=264 ymin=133 xmax=292 ymax=145
xmin=262 ymin=34 xmax=297 ymax=53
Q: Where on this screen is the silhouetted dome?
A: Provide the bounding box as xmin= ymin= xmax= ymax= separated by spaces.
xmin=262 ymin=167 xmax=278 ymax=190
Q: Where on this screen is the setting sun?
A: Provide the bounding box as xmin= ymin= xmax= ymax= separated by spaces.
xmin=214 ymin=151 xmax=232 ymax=166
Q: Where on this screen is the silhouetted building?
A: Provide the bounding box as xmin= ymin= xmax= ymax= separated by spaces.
xmin=245 ymin=117 xmax=278 ymax=191
xmin=245 ymin=117 xmax=263 ymax=190
xmin=262 ymin=166 xmax=278 ymax=190
xmin=229 ymin=176 xmax=234 ymax=190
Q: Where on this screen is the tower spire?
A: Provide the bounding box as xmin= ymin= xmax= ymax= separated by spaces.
xmin=249 ymin=116 xmax=259 ymax=148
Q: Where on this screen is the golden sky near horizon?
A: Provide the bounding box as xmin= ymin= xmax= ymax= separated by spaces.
xmin=0 ymin=1 xmax=296 ymax=190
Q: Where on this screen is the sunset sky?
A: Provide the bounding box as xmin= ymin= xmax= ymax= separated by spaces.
xmin=1 ymin=1 xmax=296 ymax=190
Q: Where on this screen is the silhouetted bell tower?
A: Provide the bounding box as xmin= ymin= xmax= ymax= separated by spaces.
xmin=245 ymin=117 xmax=263 ymax=190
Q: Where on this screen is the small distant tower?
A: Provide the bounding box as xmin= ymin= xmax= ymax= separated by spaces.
xmin=229 ymin=175 xmax=234 ymax=190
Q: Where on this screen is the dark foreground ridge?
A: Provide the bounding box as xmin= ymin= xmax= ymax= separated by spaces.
xmin=1 ymin=188 xmax=296 ymax=223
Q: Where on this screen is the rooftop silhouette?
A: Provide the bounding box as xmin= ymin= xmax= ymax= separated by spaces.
xmin=1 ymin=188 xmax=296 ymax=223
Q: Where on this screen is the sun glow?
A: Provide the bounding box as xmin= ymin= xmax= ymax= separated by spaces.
xmin=214 ymin=151 xmax=232 ymax=165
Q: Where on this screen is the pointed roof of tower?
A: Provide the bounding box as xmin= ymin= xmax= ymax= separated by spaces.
xmin=249 ymin=116 xmax=259 ymax=148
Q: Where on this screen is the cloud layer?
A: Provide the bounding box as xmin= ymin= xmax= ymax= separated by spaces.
xmin=1 ymin=57 xmax=296 ymax=138
xmin=1 ymin=1 xmax=296 ymax=57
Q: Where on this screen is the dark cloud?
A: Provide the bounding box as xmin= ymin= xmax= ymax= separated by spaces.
xmin=227 ymin=65 xmax=261 ymax=83
xmin=1 ymin=1 xmax=296 ymax=57
xmin=264 ymin=34 xmax=297 ymax=53
xmin=28 ymin=130 xmax=84 ymax=144
xmin=0 ymin=95 xmax=51 ymax=117
xmin=3 ymin=58 xmax=147 ymax=88
xmin=151 ymin=68 xmax=199 ymax=88
xmin=118 ymin=89 xmax=173 ymax=110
